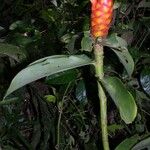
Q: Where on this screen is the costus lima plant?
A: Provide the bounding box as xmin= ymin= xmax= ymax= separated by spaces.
xmin=1 ymin=0 xmax=140 ymax=150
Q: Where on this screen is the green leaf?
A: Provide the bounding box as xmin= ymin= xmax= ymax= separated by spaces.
xmin=0 ymin=43 xmax=26 ymax=62
xmin=65 ymin=35 xmax=79 ymax=52
xmin=104 ymin=33 xmax=134 ymax=76
xmin=112 ymin=48 xmax=134 ymax=76
xmin=140 ymin=66 xmax=150 ymax=96
xmin=75 ymin=80 xmax=87 ymax=102
xmin=115 ymin=135 xmax=140 ymax=150
xmin=102 ymin=77 xmax=137 ymax=124
xmin=81 ymin=36 xmax=93 ymax=52
xmin=4 ymin=54 xmax=93 ymax=99
xmin=132 ymin=136 xmax=150 ymax=150
xmin=81 ymin=31 xmax=93 ymax=52
xmin=104 ymin=33 xmax=127 ymax=48
xmin=44 ymin=95 xmax=56 ymax=103
xmin=46 ymin=69 xmax=78 ymax=85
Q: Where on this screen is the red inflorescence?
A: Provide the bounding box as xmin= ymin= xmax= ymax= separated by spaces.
xmin=91 ymin=0 xmax=113 ymax=38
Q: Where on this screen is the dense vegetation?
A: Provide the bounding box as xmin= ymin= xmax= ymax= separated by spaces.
xmin=0 ymin=0 xmax=150 ymax=149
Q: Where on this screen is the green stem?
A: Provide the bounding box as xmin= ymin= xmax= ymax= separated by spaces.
xmin=56 ymin=83 xmax=71 ymax=149
xmin=57 ymin=102 xmax=63 ymax=149
xmin=94 ymin=38 xmax=109 ymax=150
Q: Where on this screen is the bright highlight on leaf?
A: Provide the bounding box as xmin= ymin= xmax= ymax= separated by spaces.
xmin=91 ymin=0 xmax=113 ymax=38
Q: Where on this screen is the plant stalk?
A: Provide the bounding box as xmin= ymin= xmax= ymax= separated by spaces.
xmin=94 ymin=38 xmax=109 ymax=150
xmin=56 ymin=83 xmax=71 ymax=149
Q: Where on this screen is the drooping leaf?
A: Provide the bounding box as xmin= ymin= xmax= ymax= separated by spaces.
xmin=112 ymin=48 xmax=134 ymax=76
xmin=140 ymin=66 xmax=150 ymax=96
xmin=0 ymin=43 xmax=26 ymax=62
xmin=132 ymin=136 xmax=150 ymax=150
xmin=46 ymin=69 xmax=78 ymax=85
xmin=104 ymin=33 xmax=134 ymax=76
xmin=102 ymin=76 xmax=137 ymax=124
xmin=4 ymin=54 xmax=93 ymax=99
xmin=115 ymin=135 xmax=140 ymax=150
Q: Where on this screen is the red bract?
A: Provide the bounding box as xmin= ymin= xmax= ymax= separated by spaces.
xmin=91 ymin=0 xmax=113 ymax=38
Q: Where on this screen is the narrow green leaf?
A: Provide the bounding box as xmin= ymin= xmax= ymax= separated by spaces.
xmin=115 ymin=135 xmax=140 ymax=150
xmin=102 ymin=77 xmax=137 ymax=124
xmin=4 ymin=54 xmax=93 ymax=99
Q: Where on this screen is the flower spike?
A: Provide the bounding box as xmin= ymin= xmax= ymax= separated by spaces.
xmin=91 ymin=0 xmax=113 ymax=38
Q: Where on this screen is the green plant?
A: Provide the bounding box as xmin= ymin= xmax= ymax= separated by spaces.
xmin=0 ymin=0 xmax=150 ymax=149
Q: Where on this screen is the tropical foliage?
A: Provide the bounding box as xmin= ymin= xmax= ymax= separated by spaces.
xmin=0 ymin=0 xmax=150 ymax=149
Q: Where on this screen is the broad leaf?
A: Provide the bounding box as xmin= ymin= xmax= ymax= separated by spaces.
xmin=115 ymin=135 xmax=140 ymax=150
xmin=0 ymin=43 xmax=26 ymax=61
xmin=4 ymin=54 xmax=93 ymax=99
xmin=104 ymin=33 xmax=134 ymax=76
xmin=102 ymin=77 xmax=137 ymax=124
xmin=132 ymin=136 xmax=150 ymax=150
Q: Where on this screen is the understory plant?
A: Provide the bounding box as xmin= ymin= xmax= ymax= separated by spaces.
xmin=0 ymin=0 xmax=150 ymax=149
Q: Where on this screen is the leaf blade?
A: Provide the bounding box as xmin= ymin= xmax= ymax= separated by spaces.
xmin=102 ymin=76 xmax=137 ymax=124
xmin=4 ymin=54 xmax=93 ymax=99
xmin=104 ymin=34 xmax=134 ymax=76
xmin=115 ymin=135 xmax=140 ymax=150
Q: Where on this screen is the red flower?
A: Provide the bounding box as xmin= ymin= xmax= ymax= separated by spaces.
xmin=91 ymin=0 xmax=113 ymax=38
